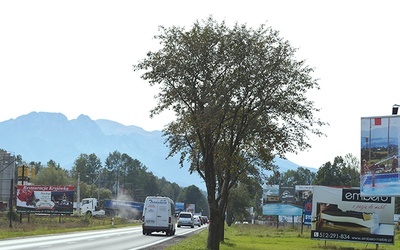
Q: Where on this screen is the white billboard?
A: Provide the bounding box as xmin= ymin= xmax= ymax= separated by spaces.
xmin=311 ymin=186 xmax=394 ymax=245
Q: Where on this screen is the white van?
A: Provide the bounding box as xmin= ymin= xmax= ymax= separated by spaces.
xmin=142 ymin=196 xmax=176 ymax=236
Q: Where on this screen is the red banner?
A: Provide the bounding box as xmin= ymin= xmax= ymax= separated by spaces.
xmin=16 ymin=185 xmax=75 ymax=214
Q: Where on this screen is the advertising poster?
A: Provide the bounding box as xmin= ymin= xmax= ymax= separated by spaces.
xmin=262 ymin=184 xmax=279 ymax=204
xmin=175 ymin=202 xmax=185 ymax=213
xmin=16 ymin=185 xmax=74 ymax=214
xmin=360 ymin=116 xmax=400 ymax=196
xmin=279 ymin=185 xmax=295 ymax=202
xmin=303 ymin=200 xmax=312 ymax=225
xmin=263 ymin=203 xmax=303 ymax=216
xmin=185 ymin=203 xmax=195 ymax=213
xmin=262 ymin=184 xmax=303 ymax=216
xmin=295 ymin=185 xmax=313 ymax=225
xmin=311 ymin=186 xmax=394 ymax=245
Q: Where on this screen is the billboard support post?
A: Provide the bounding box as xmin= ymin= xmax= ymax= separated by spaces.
xmin=9 ymin=176 xmax=13 ymax=228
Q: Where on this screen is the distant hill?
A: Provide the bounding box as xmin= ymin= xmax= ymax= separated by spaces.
xmin=0 ymin=112 xmax=316 ymax=189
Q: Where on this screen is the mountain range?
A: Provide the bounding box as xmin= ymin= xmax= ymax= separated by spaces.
xmin=0 ymin=112 xmax=315 ymax=189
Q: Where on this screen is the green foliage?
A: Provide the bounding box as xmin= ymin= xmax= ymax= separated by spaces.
xmin=268 ymin=167 xmax=316 ymax=186
xmin=177 ymin=185 xmax=209 ymax=216
xmin=102 ymin=151 xmax=168 ymax=201
xmin=32 ymin=163 xmax=74 ymax=185
xmin=313 ymin=154 xmax=360 ymax=186
xmin=28 ymin=161 xmax=43 ymax=177
xmin=226 ymin=178 xmax=263 ymax=225
xmin=7 ymin=209 xmax=19 ymax=221
xmin=70 ymin=153 xmax=102 ymax=183
xmin=396 ymin=197 xmax=400 ymax=214
xmin=82 ymin=212 xmax=92 ymax=224
xmin=226 ymin=185 xmax=252 ymax=225
xmin=134 ymin=16 xmax=325 ymax=249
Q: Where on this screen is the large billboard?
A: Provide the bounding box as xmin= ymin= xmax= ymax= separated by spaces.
xmin=16 ymin=185 xmax=74 ymax=214
xmin=360 ymin=116 xmax=400 ymax=196
xmin=175 ymin=202 xmax=185 ymax=213
xmin=262 ymin=185 xmax=303 ymax=216
xmin=311 ymin=186 xmax=395 ymax=245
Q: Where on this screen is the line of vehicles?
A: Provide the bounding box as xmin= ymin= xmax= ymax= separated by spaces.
xmin=78 ymin=196 xmax=208 ymax=237
xmin=141 ymin=196 xmax=208 ymax=236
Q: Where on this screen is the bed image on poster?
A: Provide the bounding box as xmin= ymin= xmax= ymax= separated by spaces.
xmin=311 ymin=186 xmax=394 ymax=245
xmin=360 ymin=116 xmax=400 ymax=197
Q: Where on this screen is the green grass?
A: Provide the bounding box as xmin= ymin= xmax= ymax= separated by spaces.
xmin=167 ymin=224 xmax=400 ymax=250
xmin=2 ymin=213 xmax=400 ymax=250
xmin=0 ymin=212 xmax=140 ymax=239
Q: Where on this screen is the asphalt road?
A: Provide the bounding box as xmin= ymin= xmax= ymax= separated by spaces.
xmin=0 ymin=225 xmax=207 ymax=250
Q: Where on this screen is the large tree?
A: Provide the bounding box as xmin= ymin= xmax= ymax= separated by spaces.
xmin=313 ymin=154 xmax=360 ymax=186
xmin=32 ymin=163 xmax=73 ymax=186
xmin=134 ymin=17 xmax=324 ymax=249
xmin=70 ymin=153 xmax=102 ymax=183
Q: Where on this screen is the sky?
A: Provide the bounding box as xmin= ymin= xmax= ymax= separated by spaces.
xmin=1 ymin=0 xmax=399 ymax=170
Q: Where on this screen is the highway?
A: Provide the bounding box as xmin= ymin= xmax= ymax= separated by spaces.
xmin=0 ymin=225 xmax=206 ymax=250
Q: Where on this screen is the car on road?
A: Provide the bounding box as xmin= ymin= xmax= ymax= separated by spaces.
xmin=193 ymin=215 xmax=202 ymax=227
xmin=177 ymin=212 xmax=194 ymax=228
xmin=201 ymin=216 xmax=209 ymax=224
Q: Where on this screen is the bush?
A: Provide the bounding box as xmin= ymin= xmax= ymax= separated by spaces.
xmin=82 ymin=213 xmax=92 ymax=225
xmin=7 ymin=210 xmax=19 ymax=221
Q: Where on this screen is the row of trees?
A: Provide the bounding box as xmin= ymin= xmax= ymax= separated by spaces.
xmin=12 ymin=150 xmax=210 ymax=216
xmin=268 ymin=154 xmax=360 ymax=187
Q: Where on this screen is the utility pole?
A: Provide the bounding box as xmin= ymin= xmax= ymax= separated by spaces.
xmin=77 ymin=173 xmax=81 ymax=216
xmin=9 ymin=175 xmax=13 ymax=228
xmin=97 ymin=172 xmax=101 ymax=201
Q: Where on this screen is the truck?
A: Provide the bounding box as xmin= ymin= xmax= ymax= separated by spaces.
xmin=78 ymin=198 xmax=144 ymax=219
xmin=80 ymin=198 xmax=106 ymax=216
xmin=142 ymin=196 xmax=176 ymax=236
xmin=103 ymin=199 xmax=144 ymax=219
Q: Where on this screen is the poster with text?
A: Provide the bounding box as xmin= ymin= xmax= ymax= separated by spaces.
xmin=360 ymin=116 xmax=400 ymax=196
xmin=311 ymin=186 xmax=394 ymax=245
xmin=16 ymin=185 xmax=74 ymax=214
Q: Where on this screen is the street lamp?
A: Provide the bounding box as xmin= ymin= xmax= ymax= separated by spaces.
xmin=392 ymin=104 xmax=400 ymax=115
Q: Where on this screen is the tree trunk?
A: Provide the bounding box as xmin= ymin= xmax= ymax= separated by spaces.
xmin=204 ymin=150 xmax=221 ymax=250
xmin=218 ymin=215 xmax=225 ymax=242
xmin=226 ymin=210 xmax=234 ymax=226
xmin=207 ymin=200 xmax=221 ymax=250
xmin=217 ymin=171 xmax=231 ymax=242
